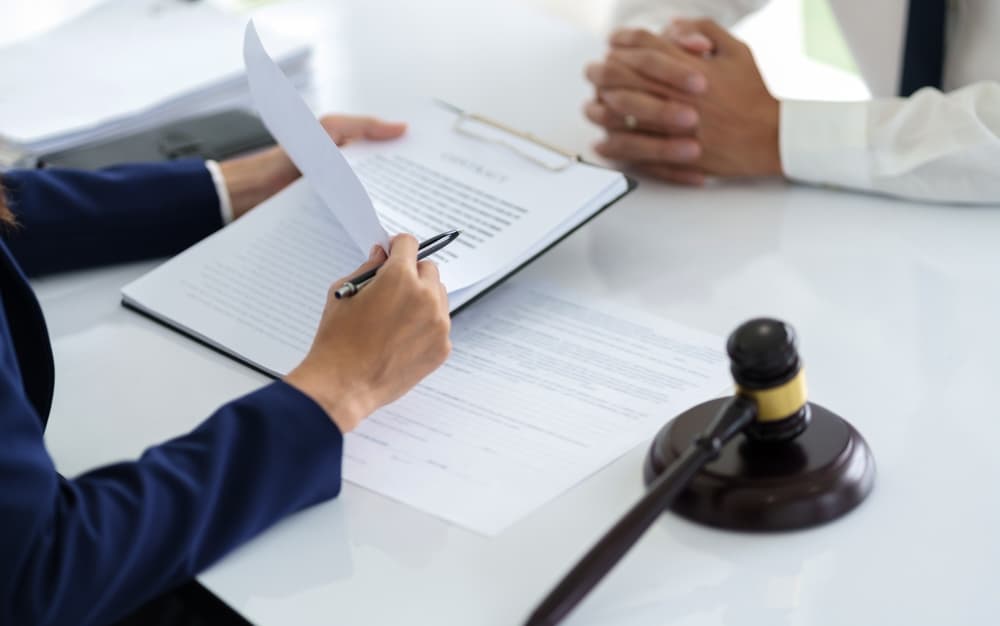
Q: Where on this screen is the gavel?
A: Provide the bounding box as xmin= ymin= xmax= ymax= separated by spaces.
xmin=526 ymin=318 xmax=876 ymax=626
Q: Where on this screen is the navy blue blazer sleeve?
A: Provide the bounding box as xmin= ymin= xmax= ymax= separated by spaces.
xmin=1 ymin=160 xmax=222 ymax=277
xmin=0 ymin=378 xmax=343 ymax=626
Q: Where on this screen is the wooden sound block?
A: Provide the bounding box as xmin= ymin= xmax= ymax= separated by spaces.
xmin=644 ymin=399 xmax=876 ymax=531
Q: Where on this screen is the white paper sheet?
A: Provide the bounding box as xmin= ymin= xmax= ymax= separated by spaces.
xmin=124 ymin=181 xmax=361 ymax=376
xmin=0 ymin=0 xmax=310 ymax=154
xmin=243 ymin=21 xmax=389 ymax=251
xmin=342 ymin=103 xmax=625 ymax=292
xmin=345 ymin=283 xmax=730 ymax=534
xmin=125 ymin=223 xmax=729 ymax=534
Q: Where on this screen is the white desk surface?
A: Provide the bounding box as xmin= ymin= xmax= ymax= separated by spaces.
xmin=34 ymin=0 xmax=1000 ymax=624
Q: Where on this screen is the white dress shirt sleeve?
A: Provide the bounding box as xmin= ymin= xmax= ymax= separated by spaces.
xmin=781 ymin=82 xmax=1000 ymax=205
xmin=612 ymin=0 xmax=769 ymax=30
xmin=203 ymin=159 xmax=234 ymax=224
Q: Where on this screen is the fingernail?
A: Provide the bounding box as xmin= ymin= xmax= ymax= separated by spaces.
xmin=686 ymin=74 xmax=707 ymax=93
xmin=677 ymin=142 xmax=701 ymax=160
xmin=601 ymin=91 xmax=621 ymax=108
xmin=369 ymin=245 xmax=381 ymax=260
xmin=594 ymin=141 xmax=609 ymax=154
xmin=675 ymin=108 xmax=698 ymax=127
xmin=585 ymin=101 xmax=605 ymax=120
xmin=681 ymin=33 xmax=711 ymax=48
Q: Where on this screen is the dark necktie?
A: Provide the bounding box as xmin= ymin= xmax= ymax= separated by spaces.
xmin=898 ymin=0 xmax=948 ymax=96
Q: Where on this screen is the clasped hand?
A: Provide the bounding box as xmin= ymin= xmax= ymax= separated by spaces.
xmin=585 ymin=19 xmax=782 ymax=184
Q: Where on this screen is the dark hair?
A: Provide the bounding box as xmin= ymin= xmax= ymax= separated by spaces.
xmin=0 ymin=179 xmax=13 ymax=226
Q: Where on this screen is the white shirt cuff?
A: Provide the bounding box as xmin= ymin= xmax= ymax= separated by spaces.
xmin=779 ymin=99 xmax=871 ymax=191
xmin=204 ymin=159 xmax=234 ymax=225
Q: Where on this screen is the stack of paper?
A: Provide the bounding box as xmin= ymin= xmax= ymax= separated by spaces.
xmin=0 ymin=0 xmax=310 ymax=159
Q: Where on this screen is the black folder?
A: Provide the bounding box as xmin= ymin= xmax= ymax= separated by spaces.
xmin=37 ymin=110 xmax=274 ymax=170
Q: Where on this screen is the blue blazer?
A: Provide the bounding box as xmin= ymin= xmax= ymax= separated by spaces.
xmin=0 ymin=161 xmax=343 ymax=626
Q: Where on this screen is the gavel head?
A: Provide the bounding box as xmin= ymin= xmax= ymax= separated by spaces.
xmin=645 ymin=317 xmax=876 ymax=530
xmin=727 ymin=318 xmax=810 ymax=443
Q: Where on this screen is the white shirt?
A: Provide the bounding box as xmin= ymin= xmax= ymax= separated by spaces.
xmin=612 ymin=0 xmax=1000 ymax=204
xmin=204 ymin=159 xmax=235 ymax=224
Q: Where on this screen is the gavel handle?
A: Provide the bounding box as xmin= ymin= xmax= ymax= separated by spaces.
xmin=525 ymin=396 xmax=757 ymax=626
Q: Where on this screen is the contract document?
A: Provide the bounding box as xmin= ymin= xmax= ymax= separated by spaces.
xmin=344 ymin=283 xmax=730 ymax=534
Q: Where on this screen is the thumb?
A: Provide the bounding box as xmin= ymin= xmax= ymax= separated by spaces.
xmin=364 ymin=120 xmax=407 ymax=141
xmin=333 ymin=245 xmax=387 ymax=289
xmin=319 ymin=115 xmax=407 ymax=145
xmin=366 ymin=243 xmax=389 ymax=265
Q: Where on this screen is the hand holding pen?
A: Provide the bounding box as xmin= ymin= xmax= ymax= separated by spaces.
xmin=335 ymin=229 xmax=461 ymax=299
xmin=286 ymin=233 xmax=457 ymax=433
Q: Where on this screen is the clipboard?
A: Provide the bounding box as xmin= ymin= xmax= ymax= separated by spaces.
xmin=436 ymin=100 xmax=579 ymax=171
xmin=122 ymin=101 xmax=638 ymax=378
xmin=430 ymin=100 xmax=638 ymax=315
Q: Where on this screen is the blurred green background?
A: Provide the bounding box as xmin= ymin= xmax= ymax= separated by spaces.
xmin=803 ymin=0 xmax=858 ymax=73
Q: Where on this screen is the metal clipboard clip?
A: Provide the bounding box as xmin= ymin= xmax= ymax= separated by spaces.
xmin=435 ymin=99 xmax=579 ymax=172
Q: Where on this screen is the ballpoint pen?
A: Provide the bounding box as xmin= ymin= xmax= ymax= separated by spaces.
xmin=334 ymin=229 xmax=461 ymax=299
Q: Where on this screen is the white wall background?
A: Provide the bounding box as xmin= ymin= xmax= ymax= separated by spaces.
xmin=1 ymin=0 xmax=868 ymax=100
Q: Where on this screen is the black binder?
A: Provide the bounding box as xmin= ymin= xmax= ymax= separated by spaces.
xmin=37 ymin=109 xmax=274 ymax=170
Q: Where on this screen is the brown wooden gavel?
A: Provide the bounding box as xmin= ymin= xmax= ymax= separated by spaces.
xmin=525 ymin=318 xmax=875 ymax=626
